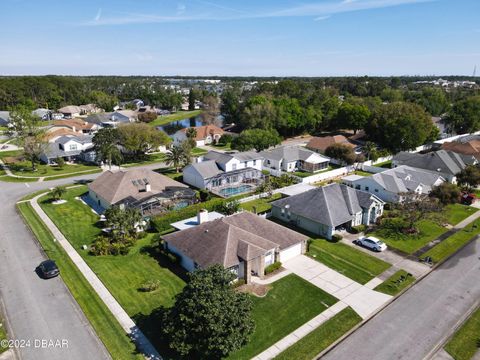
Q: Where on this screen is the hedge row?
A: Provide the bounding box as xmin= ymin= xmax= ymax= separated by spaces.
xmin=265 ymin=261 xmax=282 ymax=275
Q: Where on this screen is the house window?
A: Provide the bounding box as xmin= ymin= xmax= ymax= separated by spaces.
xmin=374 ymin=189 xmax=379 ymax=192
xmin=355 ymin=185 xmax=361 ymax=190
xmin=365 ymin=186 xmax=369 ymax=191
xmin=69 ymin=144 xmax=78 ymax=151
xmin=281 ymin=208 xmax=285 ymax=217
xmin=194 ymin=262 xmax=200 ymax=270
xmin=253 ymin=160 xmax=257 ymax=166
xmin=232 ymin=164 xmax=237 ymax=170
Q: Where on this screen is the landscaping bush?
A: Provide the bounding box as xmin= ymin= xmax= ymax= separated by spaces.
xmin=232 ymin=278 xmax=246 ymax=288
xmin=139 ymin=279 xmax=161 ymax=292
xmin=198 ymin=189 xmax=211 ymax=202
xmin=331 ymin=234 xmax=343 ymax=242
xmin=218 ymin=134 xmax=233 ymax=146
xmin=351 ymin=225 xmax=367 ymax=234
xmin=307 ymin=238 xmax=313 ymax=252
xmin=137 ymin=112 xmax=157 ymax=123
xmin=265 ymin=261 xmax=282 ymax=275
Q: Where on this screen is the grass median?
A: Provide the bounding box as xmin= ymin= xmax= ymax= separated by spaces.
xmin=17 ymin=201 xmax=143 ymax=360
xmin=373 ymin=270 xmax=416 ymax=296
xmin=445 ymin=305 xmax=480 ymax=360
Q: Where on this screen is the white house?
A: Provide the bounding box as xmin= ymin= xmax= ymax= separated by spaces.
xmin=202 ymin=151 xmax=263 ymax=172
xmin=172 ymin=125 xmax=224 ymax=147
xmin=40 ymin=135 xmax=95 ymax=164
xmin=342 ymin=165 xmax=445 ymax=203
xmin=260 ymin=145 xmax=330 ymax=173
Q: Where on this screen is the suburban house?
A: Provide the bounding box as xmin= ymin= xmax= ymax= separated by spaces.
xmin=392 ymin=150 xmax=476 ymax=183
xmin=306 ymin=135 xmax=357 ymax=154
xmin=48 ymin=119 xmax=98 ymax=135
xmin=162 ymin=211 xmax=308 ymax=283
xmin=40 ymin=135 xmax=95 ymax=164
xmin=441 ymin=136 xmax=480 ymax=160
xmin=182 ymin=151 xmax=264 ymax=196
xmin=271 ymin=183 xmax=385 ymax=240
xmin=260 ymin=145 xmax=330 ymax=173
xmin=342 ymin=165 xmax=445 ymax=203
xmin=88 ymin=168 xmax=196 ymax=215
xmin=85 ymin=110 xmax=137 ymax=127
xmin=32 ymin=108 xmax=52 ymax=120
xmin=0 ymin=111 xmax=10 ymax=126
xmin=172 ymin=125 xmax=224 ymax=147
xmin=58 ymin=105 xmax=82 ymax=119
xmin=79 ymin=104 xmax=103 ymax=114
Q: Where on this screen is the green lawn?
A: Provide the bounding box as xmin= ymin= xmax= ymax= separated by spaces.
xmin=445 ymin=306 xmax=480 ymax=360
xmin=274 ymin=307 xmax=362 ymax=360
xmin=228 ymin=274 xmax=338 ymax=360
xmin=0 ymin=175 xmax=39 ymax=183
xmin=240 ymin=194 xmax=282 ymax=214
xmin=372 ymin=205 xmax=477 ymax=254
xmin=6 ymin=159 xmax=99 ymax=178
xmin=373 ymin=270 xmax=416 ymax=296
xmin=154 ymin=167 xmax=183 ymax=182
xmin=17 ymin=202 xmax=142 ymax=360
xmin=0 ymin=150 xmax=22 ymax=159
xmin=373 ymin=160 xmax=392 ymax=168
xmin=191 ymin=147 xmax=208 ymax=156
xmin=122 ymin=153 xmax=166 ymax=168
xmin=420 ymin=219 xmax=480 ymax=263
xmin=0 ymin=317 xmax=7 ymax=354
xmin=308 ymin=239 xmax=391 ymax=284
xmin=148 ymin=110 xmax=204 ymax=127
xmin=39 ymin=187 xmax=185 ymax=318
xmin=353 ymin=170 xmax=374 ymax=177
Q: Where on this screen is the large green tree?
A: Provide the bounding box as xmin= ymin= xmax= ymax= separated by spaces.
xmin=92 ymin=128 xmax=122 ymax=168
xmin=325 ymin=143 xmax=357 ymax=165
xmin=117 ymin=123 xmax=170 ymax=159
xmin=161 ymin=265 xmax=254 ymax=359
xmin=367 ymin=102 xmax=438 ymax=153
xmin=231 ymin=128 xmax=282 ymax=152
xmin=336 ymin=102 xmax=371 ymax=134
xmin=445 ymin=96 xmax=480 ymax=134
xmin=456 ymin=165 xmax=480 ymax=189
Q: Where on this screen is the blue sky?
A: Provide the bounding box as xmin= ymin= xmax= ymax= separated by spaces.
xmin=0 ymin=0 xmax=478 ymax=76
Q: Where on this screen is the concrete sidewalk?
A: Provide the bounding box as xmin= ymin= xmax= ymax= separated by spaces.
xmin=30 ymin=194 xmax=161 ymax=360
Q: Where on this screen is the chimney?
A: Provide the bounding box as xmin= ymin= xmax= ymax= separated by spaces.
xmin=197 ymin=209 xmax=209 ymax=224
xmin=145 ymin=183 xmax=151 ymax=192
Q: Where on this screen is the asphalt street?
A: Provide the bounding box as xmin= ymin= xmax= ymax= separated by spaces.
xmin=322 ymin=237 xmax=480 ymax=360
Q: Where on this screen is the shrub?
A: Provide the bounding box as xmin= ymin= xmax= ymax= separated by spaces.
xmin=138 ymin=112 xmax=157 ymax=123
xmin=166 ymin=252 xmax=179 ymax=264
xmin=306 ymin=238 xmax=313 ymax=252
xmin=232 ymin=278 xmax=246 ymax=288
xmin=55 ymin=156 xmax=65 ymax=168
xmin=198 ymin=189 xmax=211 ymax=202
xmin=139 ymin=279 xmax=161 ymax=292
xmin=331 ymin=234 xmax=343 ymax=242
xmin=265 ymin=261 xmax=282 ymax=275
xmin=218 ymin=134 xmax=233 ymax=146
xmin=351 ymin=225 xmax=367 ymax=234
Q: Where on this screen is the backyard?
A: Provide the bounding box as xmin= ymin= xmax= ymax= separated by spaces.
xmin=240 ymin=193 xmax=283 ymax=213
xmin=228 ymin=274 xmax=338 ymax=360
xmin=308 ymin=239 xmax=391 ymax=284
xmin=148 ymin=110 xmax=204 ymax=127
xmin=371 ymin=204 xmax=477 ymax=254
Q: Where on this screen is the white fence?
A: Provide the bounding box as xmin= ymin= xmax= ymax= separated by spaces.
xmin=360 ymin=164 xmax=387 ymax=174
xmin=298 ymin=165 xmax=357 ymax=184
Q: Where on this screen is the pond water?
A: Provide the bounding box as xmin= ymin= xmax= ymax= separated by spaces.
xmin=158 ymin=115 xmax=224 ymax=135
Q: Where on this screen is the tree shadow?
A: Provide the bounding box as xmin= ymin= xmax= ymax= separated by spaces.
xmin=139 ymin=243 xmax=189 ymax=282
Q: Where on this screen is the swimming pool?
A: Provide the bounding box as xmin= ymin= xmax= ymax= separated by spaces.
xmin=218 ymin=184 xmax=253 ymax=197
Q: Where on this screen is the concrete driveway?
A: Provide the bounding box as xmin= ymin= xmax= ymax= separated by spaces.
xmin=283 ymin=255 xmax=392 ymax=319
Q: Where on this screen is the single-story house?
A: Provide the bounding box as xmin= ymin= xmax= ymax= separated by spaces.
xmin=260 ymin=145 xmax=330 ymax=173
xmin=172 ymin=125 xmax=224 ymax=147
xmin=85 ymin=110 xmax=137 ymax=127
xmin=88 ymin=168 xmax=196 ymax=215
xmin=163 ymin=211 xmax=308 ymax=283
xmin=306 ymin=135 xmax=357 ymax=154
xmin=392 ymin=150 xmax=476 ymax=183
xmin=183 ymin=151 xmax=265 ymax=195
xmin=0 ymin=111 xmax=10 ymax=126
xmin=271 ymin=183 xmax=385 ymax=240
xmin=58 ymin=105 xmax=82 ymax=119
xmin=40 ymin=135 xmax=95 ymax=164
xmin=342 ymin=165 xmax=445 ymax=203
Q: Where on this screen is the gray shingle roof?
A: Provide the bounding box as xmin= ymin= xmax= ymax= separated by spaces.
xmin=261 ymin=145 xmax=329 ymax=163
xmin=185 ymin=160 xmax=223 ymax=179
xmin=0 ymin=111 xmax=10 ymax=125
xmin=42 ymin=143 xmax=83 ymax=159
xmin=272 ymin=183 xmax=381 ymax=227
xmin=393 ymin=150 xmax=471 ymax=176
xmin=203 ymin=150 xmax=263 ymax=165
xmin=56 ymin=135 xmax=93 ymax=145
xmin=163 ymin=212 xmax=307 ymax=268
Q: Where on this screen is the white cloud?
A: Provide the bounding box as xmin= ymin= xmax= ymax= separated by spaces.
xmin=94 ymin=8 xmax=102 ymax=22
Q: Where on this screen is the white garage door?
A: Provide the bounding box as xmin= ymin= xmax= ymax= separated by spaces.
xmin=279 ymin=243 xmax=302 ymax=263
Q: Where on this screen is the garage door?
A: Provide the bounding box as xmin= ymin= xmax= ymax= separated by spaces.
xmin=279 ymin=243 xmax=302 ymax=262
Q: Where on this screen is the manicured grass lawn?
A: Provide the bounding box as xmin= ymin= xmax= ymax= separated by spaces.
xmin=228 ymin=274 xmax=338 ymax=360
xmin=373 ymin=270 xmax=416 ymax=296
xmin=0 ymin=175 xmax=39 ymax=183
xmin=122 ymin=153 xmax=166 ymax=168
xmin=420 ymin=219 xmax=480 ymax=263
xmin=191 ymin=147 xmax=208 ymax=156
xmin=443 ymin=204 xmax=478 ymax=225
xmin=373 ymin=219 xmax=446 ymax=254
xmin=154 ymin=167 xmax=183 ymax=182
xmin=373 ymin=205 xmax=477 ymax=255
xmin=6 ymin=159 xmax=99 ymax=178
xmin=39 ymin=187 xmax=185 ymax=317
xmin=0 ymin=317 xmax=7 ymax=354
xmin=274 ymin=307 xmax=362 ymax=360
xmin=353 ymin=170 xmax=374 ymax=177
xmin=308 ymin=239 xmax=391 ymax=284
xmin=445 ymin=306 xmax=480 ymax=360
xmin=240 ymin=193 xmax=282 ymax=214
xmin=373 ymin=160 xmax=392 ymax=168
xmin=0 ymin=150 xmax=22 ymax=159
xmin=293 ymin=166 xmax=337 ymax=178
xmin=149 ymin=110 xmax=204 ymax=127
xmin=17 ymin=202 xmax=142 ymax=360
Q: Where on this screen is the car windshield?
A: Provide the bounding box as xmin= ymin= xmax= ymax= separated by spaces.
xmin=43 ymin=262 xmax=57 ymax=271
xmin=377 ymin=240 xmax=385 ymax=245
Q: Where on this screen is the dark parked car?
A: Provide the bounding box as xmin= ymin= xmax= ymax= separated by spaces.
xmin=38 ymin=260 xmax=60 ymax=279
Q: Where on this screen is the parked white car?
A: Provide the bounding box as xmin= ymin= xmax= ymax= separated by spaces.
xmin=355 ymin=236 xmax=387 ymax=252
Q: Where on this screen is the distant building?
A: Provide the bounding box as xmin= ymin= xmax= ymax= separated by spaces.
xmin=172 ymin=125 xmax=224 ymax=147
xmin=306 ymin=135 xmax=357 ymax=154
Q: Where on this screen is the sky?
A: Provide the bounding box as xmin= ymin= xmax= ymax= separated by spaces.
xmin=0 ymin=0 xmax=479 ymax=76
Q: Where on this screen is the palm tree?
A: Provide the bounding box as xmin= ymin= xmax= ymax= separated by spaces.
xmin=51 ymin=186 xmax=67 ymax=201
xmin=364 ymin=141 xmax=377 ymax=161
xmin=165 ymin=145 xmax=187 ymax=173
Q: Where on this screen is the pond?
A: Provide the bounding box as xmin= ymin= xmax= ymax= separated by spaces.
xmin=157 ymin=115 xmax=224 ymax=135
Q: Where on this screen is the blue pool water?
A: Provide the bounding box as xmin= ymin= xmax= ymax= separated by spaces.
xmin=219 ymin=185 xmax=253 ymax=197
